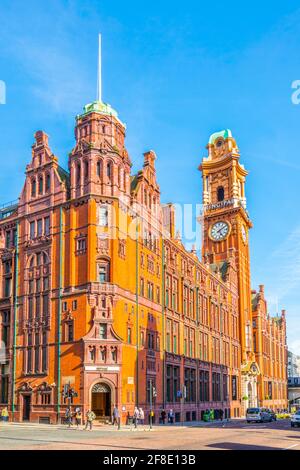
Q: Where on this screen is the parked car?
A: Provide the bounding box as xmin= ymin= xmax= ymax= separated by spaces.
xmin=291 ymin=410 xmax=300 ymax=428
xmin=246 ymin=407 xmax=273 ymax=423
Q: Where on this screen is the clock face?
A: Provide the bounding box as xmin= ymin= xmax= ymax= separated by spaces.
xmin=210 ymin=221 xmax=230 ymax=241
xmin=241 ymin=225 xmax=247 ymax=243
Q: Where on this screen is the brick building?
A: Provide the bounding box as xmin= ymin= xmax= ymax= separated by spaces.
xmin=0 ymin=63 xmax=288 ymax=424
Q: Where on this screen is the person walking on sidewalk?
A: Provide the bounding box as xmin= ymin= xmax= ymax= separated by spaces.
xmin=161 ymin=409 xmax=167 ymax=424
xmin=133 ymin=407 xmax=139 ymax=429
xmin=1 ymin=407 xmax=9 ymax=423
xmin=84 ymin=410 xmax=96 ymax=431
xmin=65 ymin=407 xmax=73 ymax=428
xmin=74 ymin=408 xmax=82 ymax=429
xmin=168 ymin=409 xmax=174 ymax=424
xmin=112 ymin=405 xmax=120 ymax=429
xmin=138 ymin=407 xmax=145 ymax=429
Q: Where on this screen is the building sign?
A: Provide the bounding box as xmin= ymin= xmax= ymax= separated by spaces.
xmin=85 ymin=365 xmax=120 ymax=372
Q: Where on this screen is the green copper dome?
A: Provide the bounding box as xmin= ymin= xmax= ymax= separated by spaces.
xmin=208 ymin=129 xmax=232 ymax=145
xmin=79 ymin=100 xmax=118 ymax=118
xmin=77 ymin=100 xmax=125 ymax=127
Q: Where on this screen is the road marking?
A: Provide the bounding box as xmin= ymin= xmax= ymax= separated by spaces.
xmin=282 ymin=443 xmax=299 ymax=450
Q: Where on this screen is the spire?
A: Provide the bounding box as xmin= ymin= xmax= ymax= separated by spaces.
xmin=77 ymin=34 xmax=125 ymax=127
xmin=97 ymin=33 xmax=102 ymax=102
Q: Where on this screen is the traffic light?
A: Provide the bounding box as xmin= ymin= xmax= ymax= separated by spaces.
xmin=152 ymin=387 xmax=157 ymax=398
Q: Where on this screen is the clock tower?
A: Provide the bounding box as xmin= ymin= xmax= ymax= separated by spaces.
xmin=199 ymin=129 xmax=259 ymax=409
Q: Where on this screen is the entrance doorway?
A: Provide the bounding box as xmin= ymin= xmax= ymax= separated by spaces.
xmin=91 ymin=383 xmax=111 ymax=419
xmin=23 ymin=395 xmax=31 ymax=421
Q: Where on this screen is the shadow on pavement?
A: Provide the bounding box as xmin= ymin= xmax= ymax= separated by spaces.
xmin=206 ymin=442 xmax=279 ymax=450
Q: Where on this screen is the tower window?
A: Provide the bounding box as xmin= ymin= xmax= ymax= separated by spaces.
xmin=76 ymin=164 xmax=81 ymax=184
xmin=38 ymin=176 xmax=43 ymax=194
xmin=31 ymin=179 xmax=36 ymax=197
xmin=84 ymin=161 xmax=88 ymax=179
xmin=216 ymin=139 xmax=223 ymax=147
xmin=107 ymin=162 xmax=112 ymax=180
xmin=217 ymin=186 xmax=225 ymax=202
xmin=97 ymin=161 xmax=102 ymax=178
xmin=46 ymin=174 xmax=51 ymax=192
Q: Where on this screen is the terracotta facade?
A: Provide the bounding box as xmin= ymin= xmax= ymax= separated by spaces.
xmin=0 ymin=100 xmax=287 ymax=424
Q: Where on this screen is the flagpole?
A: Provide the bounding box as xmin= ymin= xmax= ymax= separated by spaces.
xmin=97 ymin=33 xmax=102 ymax=102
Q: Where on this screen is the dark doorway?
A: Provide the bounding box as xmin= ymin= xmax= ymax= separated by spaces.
xmin=23 ymin=395 xmax=31 ymax=421
xmin=91 ymin=383 xmax=111 ymax=419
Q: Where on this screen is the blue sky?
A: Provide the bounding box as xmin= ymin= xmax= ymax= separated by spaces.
xmin=0 ymin=0 xmax=300 ymax=354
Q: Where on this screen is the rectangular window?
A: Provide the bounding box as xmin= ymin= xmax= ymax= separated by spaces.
xmin=72 ymin=300 xmax=77 ymax=310
xmin=44 ymin=216 xmax=50 ymax=236
xmin=67 ymin=322 xmax=74 ymax=342
xmin=42 ymin=294 xmax=49 ymax=316
xmin=98 ymin=206 xmax=108 ymax=226
xmin=127 ymin=327 xmax=132 ymax=344
xmin=4 ymin=278 xmax=11 ymax=297
xmin=5 ymin=231 xmax=10 ymax=248
xmin=232 ymin=376 xmax=237 ymax=400
xmin=42 ymin=332 xmax=47 ymax=372
xmin=140 ymin=278 xmax=144 ymax=296
xmin=37 ymin=219 xmax=43 ymax=237
xmin=99 ymin=324 xmax=107 ymax=340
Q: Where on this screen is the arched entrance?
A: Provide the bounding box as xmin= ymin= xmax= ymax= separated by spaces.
xmin=91 ymin=383 xmax=111 ymax=419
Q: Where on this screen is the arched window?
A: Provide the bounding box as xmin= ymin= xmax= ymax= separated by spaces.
xmin=38 ymin=176 xmax=43 ymax=195
xmin=217 ymin=186 xmax=225 ymax=202
xmin=31 ymin=179 xmax=36 ymax=197
xmin=102 ymin=125 xmax=106 ymax=134
xmin=96 ymin=160 xmax=102 ymax=178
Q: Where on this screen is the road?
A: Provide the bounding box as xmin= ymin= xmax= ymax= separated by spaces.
xmin=0 ymin=419 xmax=299 ymax=450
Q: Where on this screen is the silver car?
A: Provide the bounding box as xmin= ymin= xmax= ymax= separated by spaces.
xmin=291 ymin=410 xmax=300 ymax=428
xmin=246 ymin=407 xmax=272 ymax=423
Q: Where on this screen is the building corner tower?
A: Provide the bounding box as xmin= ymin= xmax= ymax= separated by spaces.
xmin=199 ymin=129 xmax=260 ymax=412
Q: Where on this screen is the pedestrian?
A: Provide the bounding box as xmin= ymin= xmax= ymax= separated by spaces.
xmin=1 ymin=407 xmax=8 ymax=423
xmin=220 ymin=409 xmax=224 ymax=422
xmin=161 ymin=409 xmax=166 ymax=424
xmin=84 ymin=409 xmax=96 ymax=431
xmin=112 ymin=405 xmax=120 ymax=429
xmin=209 ymin=408 xmax=214 ymax=422
xmin=168 ymin=408 xmax=174 ymax=424
xmin=133 ymin=406 xmax=139 ymax=429
xmin=65 ymin=406 xmax=73 ymax=428
xmin=138 ymin=407 xmax=144 ymax=426
xmin=74 ymin=408 xmax=81 ymax=429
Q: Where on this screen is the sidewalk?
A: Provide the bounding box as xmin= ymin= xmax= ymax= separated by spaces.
xmin=1 ymin=418 xmax=243 ymax=432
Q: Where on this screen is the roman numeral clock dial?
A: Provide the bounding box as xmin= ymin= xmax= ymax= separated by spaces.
xmin=209 ymin=221 xmax=230 ymax=241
